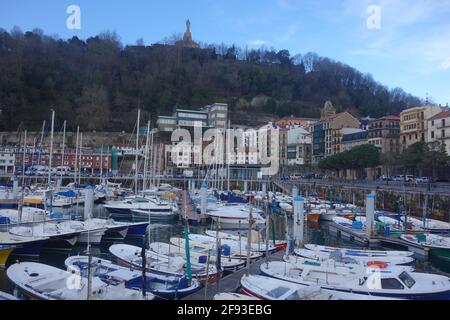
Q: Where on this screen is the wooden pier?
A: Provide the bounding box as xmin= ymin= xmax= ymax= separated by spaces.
xmin=183 ymin=250 xmax=285 ymax=300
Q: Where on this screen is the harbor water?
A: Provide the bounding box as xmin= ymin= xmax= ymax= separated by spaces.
xmin=1 ymin=204 xmax=449 ymax=298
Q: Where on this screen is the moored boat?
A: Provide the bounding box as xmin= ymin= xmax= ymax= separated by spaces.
xmin=400 ymin=233 xmax=450 ymax=261
xmin=0 ymin=245 xmax=14 ymax=267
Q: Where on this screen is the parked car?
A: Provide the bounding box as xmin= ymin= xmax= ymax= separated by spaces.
xmin=415 ymin=177 xmax=433 ymax=183
xmin=378 ymin=175 xmax=392 ymax=181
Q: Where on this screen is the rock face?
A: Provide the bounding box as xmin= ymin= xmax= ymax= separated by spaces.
xmin=176 ymin=19 xmax=199 ymax=48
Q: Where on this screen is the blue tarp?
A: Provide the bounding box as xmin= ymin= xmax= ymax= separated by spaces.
xmin=57 ymin=190 xmax=77 ymax=198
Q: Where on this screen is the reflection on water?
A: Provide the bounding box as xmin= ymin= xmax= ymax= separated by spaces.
xmin=1 ymin=204 xmax=449 ymax=297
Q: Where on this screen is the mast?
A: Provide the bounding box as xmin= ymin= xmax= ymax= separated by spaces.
xmin=74 ymin=126 xmax=79 ymax=183
xmin=60 ymin=120 xmax=66 ymax=182
xmin=143 ymin=121 xmax=151 ymax=193
xmin=135 ymin=109 xmax=141 ymax=195
xmin=100 ymin=144 xmax=103 ymax=179
xmin=78 ymin=133 xmax=83 ymax=185
xmin=227 ymin=120 xmax=230 ymax=192
xmin=35 ymin=120 xmax=45 ymax=184
xmin=246 ymin=202 xmax=253 ymax=276
xmin=18 ymin=130 xmax=27 ymax=224
xmin=47 ymin=110 xmax=55 ymax=215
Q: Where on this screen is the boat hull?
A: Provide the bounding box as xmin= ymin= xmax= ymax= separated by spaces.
xmin=10 ymin=240 xmax=46 ymax=258
xmin=0 ymin=246 xmax=14 ymax=267
xmin=126 ymin=223 xmax=149 ymax=237
xmin=102 ymin=226 xmax=129 ymax=241
xmin=76 ymin=229 xmax=106 ymax=245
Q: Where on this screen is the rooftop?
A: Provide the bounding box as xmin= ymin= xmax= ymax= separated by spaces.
xmin=429 ymin=110 xmax=450 ymax=121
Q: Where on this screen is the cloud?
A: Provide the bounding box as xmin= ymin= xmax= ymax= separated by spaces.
xmin=247 ymin=40 xmax=268 ymax=46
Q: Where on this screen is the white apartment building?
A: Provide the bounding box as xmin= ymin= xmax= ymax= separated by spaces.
xmin=428 ymin=110 xmax=450 ymax=155
xmin=0 ymin=149 xmax=15 ymax=173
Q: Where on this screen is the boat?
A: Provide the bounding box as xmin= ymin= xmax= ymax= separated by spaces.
xmin=65 ymin=255 xmax=201 ymax=300
xmin=7 ymin=262 xmax=146 ymax=300
xmin=305 ymin=244 xmax=414 ymax=257
xmin=295 ymin=247 xmax=414 ymax=266
xmin=213 ymin=292 xmax=260 ymax=300
xmin=240 ymin=275 xmax=398 ymax=300
xmin=170 ymin=237 xmax=263 ymax=262
xmin=104 ymin=196 xmax=175 ymax=219
xmin=306 ymin=210 xmax=322 ymax=223
xmin=9 ymin=222 xmax=80 ymax=251
xmin=81 ymin=218 xmax=130 ymax=241
xmin=57 ymin=220 xmax=107 ymax=245
xmin=109 ymin=244 xmax=218 ymax=284
xmin=260 ymin=261 xmax=450 ymax=299
xmin=400 ymin=216 xmax=450 ymax=234
xmin=285 ymin=253 xmax=414 ymax=273
xmin=0 ymin=245 xmax=14 ymax=267
xmin=400 ymin=233 xmax=450 ymax=261
xmin=131 ymin=209 xmax=177 ymax=223
xmin=204 ymin=230 xmax=287 ymax=251
xmin=151 ymin=242 xmax=246 ymax=273
xmin=205 ymin=204 xmax=266 ymax=228
xmin=0 ymin=291 xmax=17 ymax=300
xmin=188 ymin=233 xmax=273 ymax=255
xmin=0 ymin=232 xmax=48 ymax=258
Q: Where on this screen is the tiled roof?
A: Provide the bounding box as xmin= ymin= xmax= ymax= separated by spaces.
xmin=429 ymin=110 xmax=450 ymax=121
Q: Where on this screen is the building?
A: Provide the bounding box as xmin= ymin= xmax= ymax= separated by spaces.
xmin=329 ymin=112 xmax=360 ymax=155
xmin=203 ymin=103 xmax=228 ymax=130
xmin=0 ymin=148 xmax=15 ymax=173
xmin=287 ymin=127 xmax=312 ymax=166
xmin=368 ymin=115 xmax=401 ymax=154
xmin=428 ymin=110 xmax=450 ymax=155
xmin=360 ymin=116 xmax=376 ymax=130
xmin=341 ymin=128 xmax=368 ymax=152
xmin=275 ymin=116 xmax=317 ymax=130
xmin=400 ymin=105 xmax=443 ymax=150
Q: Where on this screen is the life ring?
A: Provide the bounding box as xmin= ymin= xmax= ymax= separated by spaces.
xmin=366 ymin=261 xmax=389 ymax=269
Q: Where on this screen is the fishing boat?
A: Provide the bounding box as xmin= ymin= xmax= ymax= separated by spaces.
xmin=170 ymin=237 xmax=263 ymax=262
xmin=400 ymin=216 xmax=450 ymax=234
xmin=204 ymin=230 xmax=288 ymax=251
xmin=109 ymin=244 xmax=218 ymax=284
xmin=295 ymin=247 xmax=414 ymax=266
xmin=0 ymin=291 xmax=17 ymax=300
xmin=7 ymin=262 xmax=146 ymax=300
xmin=151 ymin=241 xmax=246 ymax=273
xmin=213 ymin=292 xmax=260 ymax=300
xmin=205 ymin=204 xmax=266 ymax=228
xmin=285 ymin=253 xmax=414 ymax=273
xmin=400 ymin=233 xmax=450 ymax=261
xmin=65 ymin=256 xmax=201 ymax=300
xmin=261 ymin=261 xmax=450 ymax=299
xmin=240 ymin=274 xmax=398 ymax=300
xmin=0 ymin=245 xmax=14 ymax=267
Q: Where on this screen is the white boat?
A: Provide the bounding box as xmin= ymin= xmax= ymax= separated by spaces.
xmin=81 ymin=218 xmax=129 ymax=241
xmin=55 ymin=220 xmax=107 ymax=245
xmin=9 ymin=222 xmax=80 ymax=250
xmin=305 ymin=244 xmax=414 ymax=257
xmin=213 ymin=292 xmax=260 ymax=300
xmin=65 ymin=255 xmax=201 ymax=300
xmin=150 ymin=242 xmax=246 ymax=273
xmin=109 ymin=244 xmax=217 ymax=284
xmin=240 ymin=275 xmax=398 ymax=300
xmin=400 ymin=216 xmax=450 ymax=234
xmin=7 ymin=262 xmax=145 ymax=300
xmin=295 ymin=248 xmax=414 ymax=265
xmin=0 ymin=291 xmax=17 ymax=300
xmin=204 ymin=230 xmax=287 ymax=251
xmin=285 ymin=253 xmax=414 ymax=273
xmin=131 ymin=209 xmax=177 ymax=222
xmin=104 ymin=196 xmax=175 ymax=219
xmin=188 ymin=233 xmax=272 ymax=254
xmin=206 ymin=204 xmax=266 ymax=228
xmin=260 ymin=261 xmax=450 ymax=299
xmin=0 ymin=232 xmax=48 ymax=257
xmin=400 ymin=233 xmax=450 ymax=261
xmin=170 ymin=237 xmax=263 ymax=261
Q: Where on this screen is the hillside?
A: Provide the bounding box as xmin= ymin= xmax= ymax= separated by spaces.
xmin=0 ymin=28 xmax=422 ymax=131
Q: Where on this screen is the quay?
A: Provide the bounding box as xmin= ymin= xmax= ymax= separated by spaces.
xmin=183 ymin=250 xmax=285 ymax=300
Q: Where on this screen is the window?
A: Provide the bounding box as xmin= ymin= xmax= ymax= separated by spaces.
xmin=381 ymin=278 xmax=404 ymax=290
xmin=398 ymin=272 xmax=416 ymax=289
xmin=431 ymin=131 xmax=435 ymax=139
xmin=442 ymin=130 xmax=445 ymax=138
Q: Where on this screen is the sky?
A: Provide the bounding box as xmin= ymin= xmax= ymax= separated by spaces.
xmin=1 ymin=0 xmax=450 ymax=105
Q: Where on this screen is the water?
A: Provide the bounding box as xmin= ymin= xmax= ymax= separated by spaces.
xmin=1 ymin=204 xmax=449 ymax=298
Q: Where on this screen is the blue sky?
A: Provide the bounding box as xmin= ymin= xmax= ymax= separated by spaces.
xmin=1 ymin=0 xmax=450 ymax=105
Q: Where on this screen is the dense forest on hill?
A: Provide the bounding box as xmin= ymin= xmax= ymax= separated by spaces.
xmin=0 ymin=28 xmax=422 ymax=131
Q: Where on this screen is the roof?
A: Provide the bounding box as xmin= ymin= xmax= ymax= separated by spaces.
xmin=429 ymin=110 xmax=450 ymax=121
xmin=376 ymin=115 xmax=400 ymax=121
